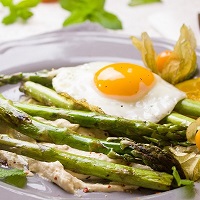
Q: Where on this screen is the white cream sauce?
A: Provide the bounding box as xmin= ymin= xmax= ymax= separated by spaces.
xmin=29 ymin=160 xmax=138 ymax=194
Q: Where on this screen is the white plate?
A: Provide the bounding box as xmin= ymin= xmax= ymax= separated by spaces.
xmin=0 ymin=23 xmax=199 ymax=200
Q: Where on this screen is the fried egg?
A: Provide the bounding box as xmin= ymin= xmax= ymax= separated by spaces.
xmin=52 ymin=62 xmax=186 ymax=123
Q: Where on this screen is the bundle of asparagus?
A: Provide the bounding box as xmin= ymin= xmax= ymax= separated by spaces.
xmin=0 ymin=94 xmax=185 ymax=177
xmin=0 ymin=71 xmax=197 ymax=191
xmin=0 ymin=134 xmax=174 ymax=191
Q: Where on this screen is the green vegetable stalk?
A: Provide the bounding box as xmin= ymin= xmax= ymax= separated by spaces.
xmin=163 ymin=112 xmax=195 ymax=126
xmin=14 ymin=99 xmax=186 ymax=146
xmin=0 ymin=134 xmax=174 ymax=191
xmin=174 ymin=99 xmax=200 ymax=118
xmin=0 ymin=94 xmax=185 ymax=176
xmin=0 ymin=70 xmax=53 ymax=87
xmin=20 ymin=81 xmax=90 ymax=111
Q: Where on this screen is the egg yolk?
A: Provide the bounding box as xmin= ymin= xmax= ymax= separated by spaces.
xmin=94 ymin=63 xmax=155 ymax=99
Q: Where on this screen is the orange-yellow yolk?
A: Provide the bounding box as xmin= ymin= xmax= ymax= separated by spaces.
xmin=94 ymin=63 xmax=155 ymax=98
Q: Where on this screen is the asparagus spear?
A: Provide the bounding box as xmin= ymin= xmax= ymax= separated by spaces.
xmin=13 ymin=101 xmax=188 ymax=145
xmin=0 ymin=134 xmax=174 ymax=191
xmin=19 ymin=81 xmax=96 ymax=111
xmin=163 ymin=112 xmax=195 ymax=126
xmin=174 ymin=99 xmax=200 ymax=118
xmin=0 ymin=94 xmax=185 ymax=176
xmin=0 ymin=70 xmax=53 ymax=87
xmin=19 ymin=81 xmax=79 ymax=110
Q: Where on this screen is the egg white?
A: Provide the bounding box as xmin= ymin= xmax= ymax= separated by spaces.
xmin=52 ymin=62 xmax=186 ymax=123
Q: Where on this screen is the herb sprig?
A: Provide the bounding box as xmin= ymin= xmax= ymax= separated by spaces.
xmin=60 ymin=0 xmax=122 ymax=30
xmin=0 ymin=0 xmax=162 ymax=29
xmin=0 ymin=0 xmax=40 ymax=25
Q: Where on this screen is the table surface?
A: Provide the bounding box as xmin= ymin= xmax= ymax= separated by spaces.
xmin=0 ymin=0 xmax=199 ymax=45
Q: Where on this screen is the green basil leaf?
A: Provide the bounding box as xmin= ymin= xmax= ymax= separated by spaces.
xmin=129 ymin=0 xmax=161 ymax=6
xmin=172 ymin=166 xmax=193 ymax=187
xmin=60 ymin=0 xmax=85 ymax=11
xmin=63 ymin=10 xmax=89 ymax=26
xmin=90 ymin=10 xmax=122 ymax=30
xmin=172 ymin=166 xmax=182 ymax=186
xmin=0 ymin=167 xmax=27 ymax=188
xmin=16 ymin=0 xmax=40 ymax=9
xmin=60 ymin=0 xmax=105 ymax=11
xmin=2 ymin=11 xmax=17 ymax=24
xmin=87 ymin=0 xmax=105 ymax=10
xmin=17 ymin=9 xmax=33 ymax=20
xmin=0 ymin=0 xmax=13 ymax=7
